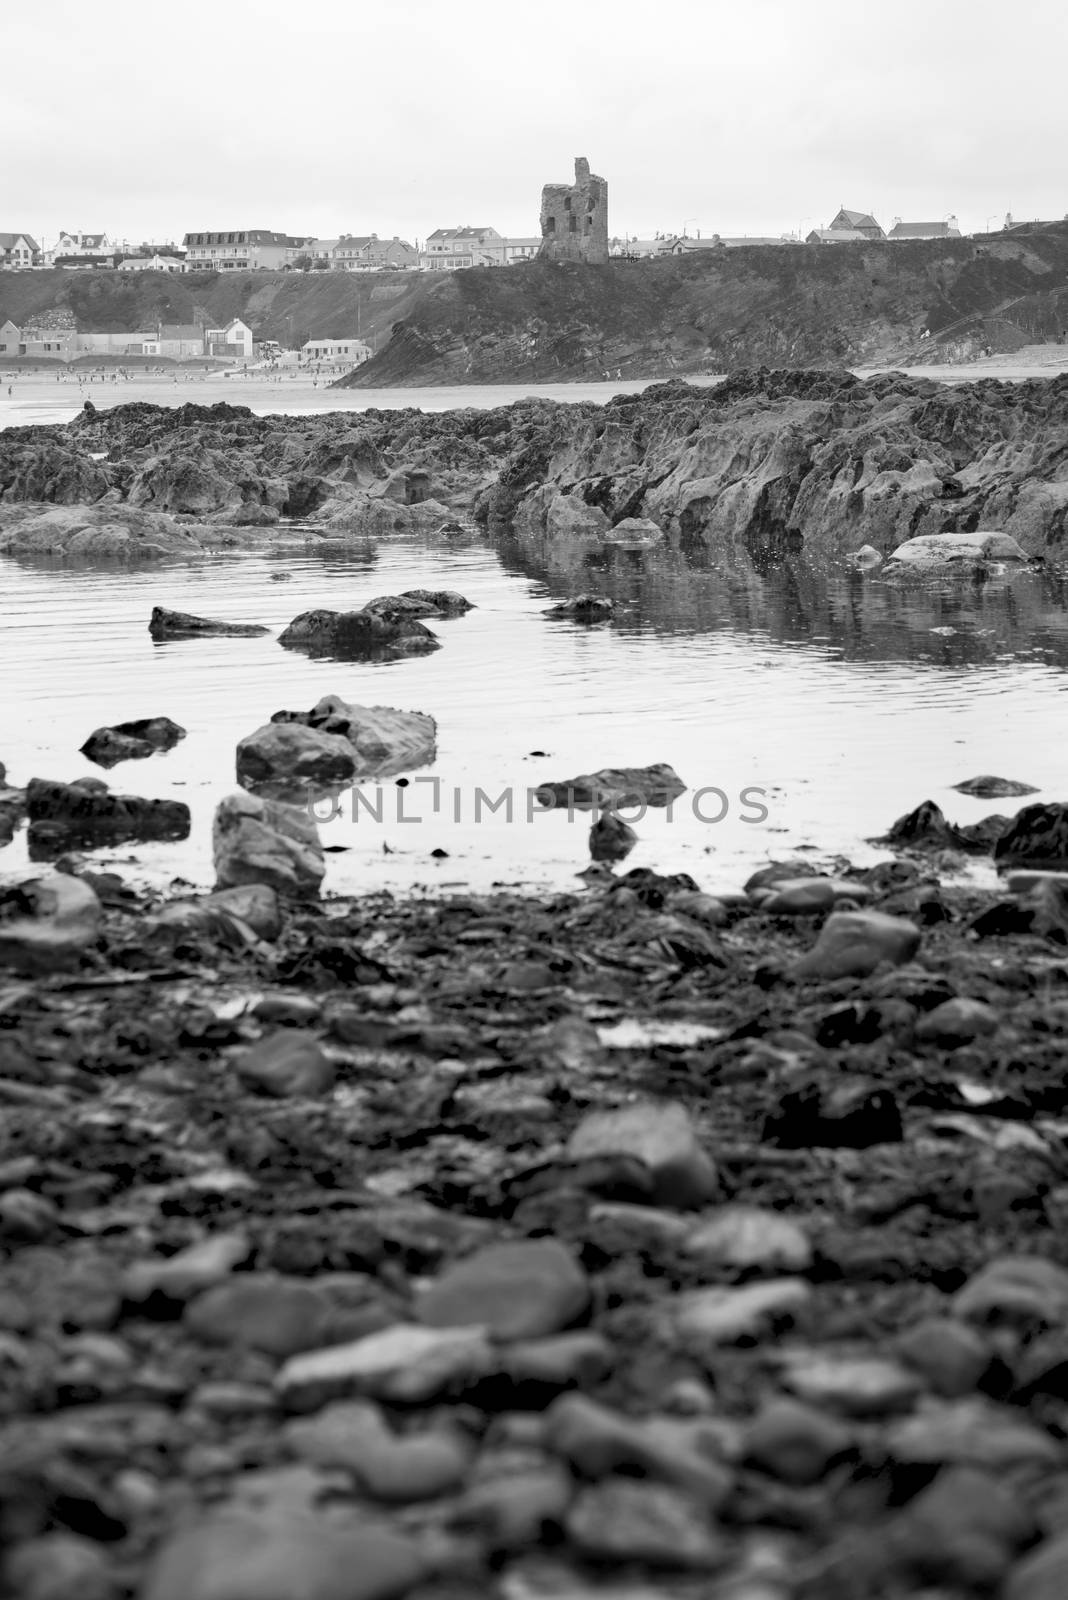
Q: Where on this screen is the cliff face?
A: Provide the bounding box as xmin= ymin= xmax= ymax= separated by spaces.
xmin=0 ymin=269 xmax=423 ymax=351
xmin=336 ymin=226 xmax=1068 ymax=387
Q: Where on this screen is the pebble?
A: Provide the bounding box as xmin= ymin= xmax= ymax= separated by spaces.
xmin=251 ymin=992 xmax=323 ymax=1025
xmin=953 ymin=1255 xmax=1068 ymax=1330
xmin=185 ymin=1276 xmax=335 ymax=1357
xmin=565 ymin=1479 xmax=724 ymax=1569
xmin=122 ymin=1231 xmax=251 ymax=1306
xmin=453 ymin=1463 xmax=573 ymax=1551
xmin=500 ymin=1332 xmax=613 ymax=1388
xmin=684 ymin=1206 xmax=812 ymax=1275
xmin=543 ymin=1393 xmax=734 ymax=1509
xmin=895 ymin=1465 xmax=1035 ymax=1590
xmin=677 ymin=1279 xmax=812 ymax=1346
xmin=286 ymin=1399 xmax=473 ymax=1501
xmin=887 ymin=1397 xmax=1061 ymax=1469
xmin=744 ymin=1396 xmax=853 ymax=1484
xmin=234 ymin=1029 xmax=335 ymax=1098
xmin=140 ymin=1510 xmax=427 ymax=1600
xmin=915 ymin=996 xmax=1000 ymax=1046
xmin=415 ymin=1238 xmax=590 ymax=1340
xmin=789 ymin=910 xmax=921 ymax=981
xmin=566 ymin=1099 xmax=719 ymax=1208
xmin=2 ymin=1532 xmax=118 ymax=1600
xmin=895 ymin=1316 xmax=993 ymax=1396
xmin=779 ymin=1351 xmax=922 ymax=1416
xmin=276 ymin=1322 xmax=495 ymax=1411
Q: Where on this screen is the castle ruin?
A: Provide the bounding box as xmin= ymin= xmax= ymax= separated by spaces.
xmin=538 ymin=157 xmax=608 ymax=265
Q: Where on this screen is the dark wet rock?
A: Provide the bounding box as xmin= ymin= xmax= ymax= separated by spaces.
xmin=139 ymin=1511 xmax=427 ymax=1600
xmin=213 ymin=791 xmax=324 ymax=899
xmin=1007 ymin=1532 xmax=1068 ymax=1600
xmin=536 ymin=762 xmax=685 ymax=811
xmin=789 ymin=910 xmax=921 ymax=981
xmin=755 ymin=876 xmax=872 ymax=914
xmin=684 ymin=1206 xmax=812 ymax=1275
xmin=887 ymin=1397 xmax=1060 ymax=1470
xmin=565 ymin=1478 xmax=723 ymax=1569
xmin=236 ymin=722 xmax=357 ymax=792
xmin=764 ymin=1074 xmax=903 ymax=1148
xmin=676 ymin=1279 xmax=812 ymax=1346
xmin=362 ymin=589 xmax=472 ymax=620
xmin=895 ymin=1317 xmax=995 ymax=1397
xmin=277 ymin=608 xmax=439 ymax=660
xmin=543 ymin=1394 xmax=733 ymax=1509
xmin=451 ymin=1462 xmax=572 ymax=1552
xmin=744 ymin=1397 xmax=853 ymax=1484
xmin=80 ymin=717 xmax=186 ymax=768
xmin=994 ymin=802 xmax=1068 ymax=867
xmin=234 ymin=1030 xmax=335 ymax=1098
xmin=204 ymin=884 xmax=283 ymax=940
xmin=285 ymin=1400 xmax=473 ymax=1501
xmin=566 ymin=1100 xmax=719 ymax=1208
xmin=25 ymin=777 xmax=190 ymax=855
xmin=0 ymin=871 xmax=101 ymax=974
xmin=499 ymin=1332 xmax=612 ymax=1390
xmin=276 ymin=1323 xmax=495 ymax=1411
xmin=880 ymin=797 xmax=1009 ymax=853
xmin=148 ymin=605 xmax=269 ymax=639
xmin=915 ymin=996 xmax=999 ymax=1046
xmin=544 ymin=594 xmax=615 ymax=622
xmin=270 ymin=696 xmax=437 ymax=779
xmin=952 ymin=774 xmax=1039 ymax=798
xmin=589 ymin=812 xmax=637 ymax=864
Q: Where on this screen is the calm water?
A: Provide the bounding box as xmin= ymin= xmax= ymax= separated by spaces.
xmin=2 ymin=376 xmax=1066 ymax=896
xmin=2 ymin=523 xmax=1066 ymax=896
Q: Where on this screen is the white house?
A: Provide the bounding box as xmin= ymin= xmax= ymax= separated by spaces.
xmin=0 ymin=234 xmax=40 ymax=269
xmin=301 ymin=337 xmax=371 ymax=365
xmin=49 ymin=231 xmax=118 ymax=266
xmin=119 ymin=253 xmax=187 ymax=273
xmin=204 ymin=319 xmax=254 ymax=361
xmin=418 ymin=227 xmax=540 ymax=270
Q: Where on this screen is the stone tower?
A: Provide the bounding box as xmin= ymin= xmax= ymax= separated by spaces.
xmin=538 ymin=157 xmax=608 ymax=264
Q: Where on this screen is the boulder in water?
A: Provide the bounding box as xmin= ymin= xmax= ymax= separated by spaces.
xmin=149 ymin=606 xmax=269 ymax=639
xmin=271 ymin=696 xmax=437 ymax=779
xmin=25 ymin=777 xmax=190 ymax=856
xmin=80 ymin=716 xmax=186 ymax=768
xmin=536 ymin=763 xmax=686 ymax=812
xmin=277 ymin=608 xmax=439 ymax=660
xmin=236 ymin=722 xmax=357 ymax=795
xmin=885 ymin=531 xmax=1028 ymax=571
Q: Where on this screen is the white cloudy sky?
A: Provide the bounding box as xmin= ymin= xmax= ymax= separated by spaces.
xmin=5 ymin=0 xmax=1066 ymax=248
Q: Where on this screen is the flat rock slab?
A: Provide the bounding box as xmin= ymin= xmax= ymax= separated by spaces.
xmin=536 ymin=763 xmax=686 ymax=811
xmin=415 ymin=1238 xmax=590 ymax=1340
xmin=886 ymin=531 xmax=1029 ymax=569
xmin=952 ymin=775 xmax=1039 ymax=798
xmin=25 ymin=778 xmax=190 ymax=855
xmin=149 ymin=605 xmax=269 ymax=638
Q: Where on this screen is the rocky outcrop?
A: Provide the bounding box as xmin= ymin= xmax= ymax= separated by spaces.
xmin=80 ymin=717 xmax=186 ymax=768
xmin=25 ymin=777 xmax=191 ymax=857
xmin=270 ymin=696 xmax=437 ymax=779
xmin=0 ymin=504 xmax=208 ymax=559
xmin=149 ymin=606 xmax=270 ymax=639
xmin=0 ymin=437 xmax=110 ymax=504
xmin=278 ymin=609 xmax=439 ymax=661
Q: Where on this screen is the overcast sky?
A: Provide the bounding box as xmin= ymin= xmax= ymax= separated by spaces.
xmin=5 ymin=0 xmax=1066 ymax=248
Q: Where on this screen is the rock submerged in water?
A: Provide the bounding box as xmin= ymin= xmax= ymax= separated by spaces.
xmin=544 ymin=594 xmax=615 ymax=622
xmin=952 ymin=774 xmax=1039 ymax=799
xmin=236 ymin=723 xmax=357 ymax=795
xmin=362 ymin=589 xmax=472 ymax=620
xmin=25 ymin=776 xmax=191 ymax=856
xmin=537 ymin=762 xmax=686 ymax=811
xmin=149 ymin=606 xmax=270 ymax=639
xmin=885 ymin=530 xmax=1029 ymax=572
xmin=269 ymin=696 xmax=437 ymax=780
xmin=213 ymin=791 xmax=325 ymax=899
xmin=278 ymin=608 xmax=439 ymax=660
xmin=80 ymin=716 xmax=186 ymax=768
xmin=879 ymin=798 xmax=1009 ymax=854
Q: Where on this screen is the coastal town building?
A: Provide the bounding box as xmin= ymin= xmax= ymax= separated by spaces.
xmin=301 ymin=337 xmax=371 ymax=364
xmin=332 ymin=235 xmax=419 ymax=269
xmin=205 ymin=319 xmax=254 ymax=361
xmin=828 ymin=208 xmax=885 ymax=240
xmin=182 ymin=230 xmax=316 ymax=271
xmin=118 ymin=252 xmax=187 ymax=272
xmin=48 ymin=231 xmax=118 ymax=267
xmin=539 ymin=157 xmax=609 ymax=265
xmin=421 ymin=227 xmax=498 ymax=269
xmin=887 ymin=217 xmax=961 ymax=240
xmin=666 ymin=234 xmax=791 ymax=253
xmin=0 ymin=233 xmax=40 ymax=269
xmin=806 ymin=227 xmax=870 ymax=244
xmin=0 ymin=319 xmax=21 ymax=354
